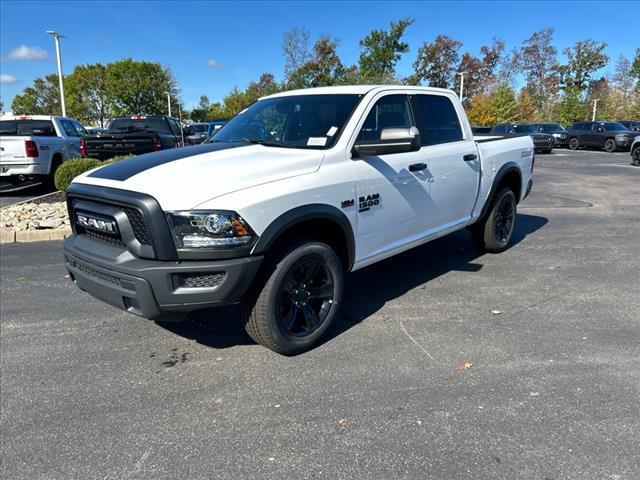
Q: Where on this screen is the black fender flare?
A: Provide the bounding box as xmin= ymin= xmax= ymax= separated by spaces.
xmin=478 ymin=162 xmax=522 ymax=220
xmin=252 ymin=204 xmax=356 ymax=271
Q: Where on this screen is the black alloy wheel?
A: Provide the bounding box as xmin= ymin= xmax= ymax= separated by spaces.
xmin=278 ymin=258 xmax=335 ymax=337
xmin=604 ymin=139 xmax=616 ymax=153
xmin=494 ymin=194 xmax=515 ymax=244
xmin=569 ymin=138 xmax=579 ymax=150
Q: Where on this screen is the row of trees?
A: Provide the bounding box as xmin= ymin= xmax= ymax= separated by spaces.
xmin=9 ymin=20 xmax=640 ymax=126
xmin=10 ymin=59 xmax=181 ymax=127
xmin=194 ymin=22 xmax=639 ymax=124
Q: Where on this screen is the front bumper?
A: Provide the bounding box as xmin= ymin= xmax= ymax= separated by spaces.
xmin=63 ymin=235 xmax=263 ymax=320
xmin=615 ymin=137 xmax=636 ymax=150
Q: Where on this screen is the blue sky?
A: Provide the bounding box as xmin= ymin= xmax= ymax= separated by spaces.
xmin=1 ymin=0 xmax=639 ymax=110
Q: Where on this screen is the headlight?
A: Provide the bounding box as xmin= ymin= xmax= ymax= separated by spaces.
xmin=166 ymin=210 xmax=256 ymax=251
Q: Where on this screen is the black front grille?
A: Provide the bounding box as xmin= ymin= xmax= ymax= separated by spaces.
xmin=72 ymin=199 xmax=151 ymax=245
xmin=82 ymin=229 xmax=125 ymax=247
xmin=69 ymin=259 xmax=122 ymax=287
xmin=174 ymin=272 xmax=226 ymax=289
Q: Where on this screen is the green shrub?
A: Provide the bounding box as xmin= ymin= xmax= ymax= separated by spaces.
xmin=54 ymin=155 xmax=134 ymax=191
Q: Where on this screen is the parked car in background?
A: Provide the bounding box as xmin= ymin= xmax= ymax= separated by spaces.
xmin=490 ymin=123 xmax=554 ymax=153
xmin=0 ymin=115 xmax=86 ymax=192
xmin=566 ymin=121 xmax=638 ymax=152
xmin=184 ymin=122 xmax=209 ymax=145
xmin=471 ymin=126 xmax=492 ymax=135
xmin=631 ymin=136 xmax=640 ymax=166
xmin=86 ymin=127 xmax=107 ymax=135
xmin=206 ymin=120 xmax=226 ymax=139
xmin=618 ymin=120 xmax=640 ymax=132
xmin=81 ymin=115 xmax=184 ymax=160
xmin=536 ymin=123 xmax=569 ymax=147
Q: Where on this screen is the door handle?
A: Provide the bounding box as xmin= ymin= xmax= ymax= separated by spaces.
xmin=408 ymin=162 xmax=427 ymax=172
xmin=463 ymin=153 xmax=477 ymax=161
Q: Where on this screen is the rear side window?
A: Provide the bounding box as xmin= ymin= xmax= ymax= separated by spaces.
xmin=0 ymin=120 xmax=57 ymax=136
xmin=108 ymin=118 xmax=171 ymax=134
xmin=169 ymin=119 xmax=182 ymax=136
xmin=411 ymin=94 xmax=463 ymax=146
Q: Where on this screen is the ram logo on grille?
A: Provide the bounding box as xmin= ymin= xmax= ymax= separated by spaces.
xmin=76 ymin=213 xmax=117 ymax=234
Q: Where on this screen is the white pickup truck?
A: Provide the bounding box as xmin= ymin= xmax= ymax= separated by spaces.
xmin=0 ymin=115 xmax=87 ymax=191
xmin=64 ymin=86 xmax=534 ymax=354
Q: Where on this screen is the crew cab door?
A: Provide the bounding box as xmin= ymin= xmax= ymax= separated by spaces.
xmin=349 ymin=93 xmax=434 ymax=263
xmin=409 ymin=93 xmax=480 ymax=230
xmin=58 ymin=119 xmax=84 ymax=157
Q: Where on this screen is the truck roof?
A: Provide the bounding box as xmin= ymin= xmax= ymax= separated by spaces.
xmin=0 ymin=114 xmax=72 ymax=121
xmin=262 ymin=85 xmax=455 ymax=100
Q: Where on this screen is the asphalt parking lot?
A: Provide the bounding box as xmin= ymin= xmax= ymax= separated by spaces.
xmin=1 ymin=149 xmax=639 ymax=479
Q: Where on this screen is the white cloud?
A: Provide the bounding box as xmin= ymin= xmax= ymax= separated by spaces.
xmin=0 ymin=74 xmax=18 ymax=84
xmin=5 ymin=45 xmax=48 ymax=61
xmin=206 ymin=59 xmax=225 ymax=68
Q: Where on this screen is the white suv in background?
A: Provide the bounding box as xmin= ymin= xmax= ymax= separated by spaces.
xmin=0 ymin=115 xmax=87 ymax=191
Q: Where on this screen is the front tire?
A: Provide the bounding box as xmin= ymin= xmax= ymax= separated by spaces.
xmin=604 ymin=139 xmax=616 ymax=153
xmin=471 ymin=187 xmax=517 ymax=253
xmin=244 ymin=239 xmax=343 ymax=355
xmin=569 ymin=137 xmax=580 ymax=150
xmin=632 ymin=147 xmax=640 ymax=166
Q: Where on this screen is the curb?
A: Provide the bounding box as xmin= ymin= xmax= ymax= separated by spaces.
xmin=0 ymin=227 xmax=72 ymax=244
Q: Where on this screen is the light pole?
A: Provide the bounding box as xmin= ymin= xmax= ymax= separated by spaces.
xmin=592 ymin=99 xmax=599 ymax=121
xmin=166 ymin=92 xmax=172 ymax=117
xmin=46 ymin=30 xmax=66 ymax=117
xmin=457 ymin=71 xmax=467 ymax=101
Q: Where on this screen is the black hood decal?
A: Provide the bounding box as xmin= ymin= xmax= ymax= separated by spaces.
xmin=88 ymin=142 xmax=243 ymax=181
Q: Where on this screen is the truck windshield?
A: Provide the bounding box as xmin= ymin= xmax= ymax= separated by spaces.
xmin=602 ymin=123 xmax=627 ymax=131
xmin=209 ymin=94 xmax=363 ymax=149
xmin=513 ymin=125 xmax=538 ymax=133
xmin=108 ymin=118 xmax=171 ymax=134
xmin=0 ymin=120 xmax=57 ymax=136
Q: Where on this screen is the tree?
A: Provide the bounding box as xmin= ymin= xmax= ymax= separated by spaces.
xmin=288 ymin=37 xmax=346 ymax=88
xmin=515 ymin=88 xmax=538 ymax=122
xmin=358 ymin=18 xmax=414 ymax=82
xmin=190 ymin=95 xmax=211 ymax=122
xmin=467 ymin=94 xmax=495 ymax=126
xmin=557 ymin=86 xmax=586 ymax=124
xmin=609 ymin=55 xmax=637 ymax=119
xmin=65 ymin=63 xmax=111 ymax=127
xmin=105 ymin=58 xmax=179 ymax=116
xmin=455 ymin=53 xmax=484 ymax=104
xmin=631 ymin=48 xmax=640 ymax=89
xmin=519 ymin=28 xmax=559 ymax=120
xmin=489 ymin=84 xmax=518 ymax=123
xmin=282 ymin=27 xmax=311 ymax=80
xmin=411 ymin=34 xmax=463 ymax=88
xmin=559 ymin=40 xmax=609 ymax=91
xmin=220 ymin=73 xmax=281 ymax=118
xmin=479 ymin=38 xmax=505 ymax=81
xmin=497 ymin=47 xmax=521 ymax=87
xmin=11 ymin=74 xmax=61 ymax=115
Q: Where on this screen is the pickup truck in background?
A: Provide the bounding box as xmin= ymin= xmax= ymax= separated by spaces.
xmin=64 ymin=85 xmax=534 ymax=354
xmin=0 ymin=115 xmax=86 ymax=192
xmin=81 ymin=115 xmax=184 ymax=160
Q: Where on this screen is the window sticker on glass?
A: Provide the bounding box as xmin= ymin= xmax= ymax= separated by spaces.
xmin=326 ymin=126 xmax=338 ymax=136
xmin=307 ymin=137 xmax=328 ymax=146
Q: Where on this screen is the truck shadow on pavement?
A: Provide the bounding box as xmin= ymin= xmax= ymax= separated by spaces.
xmin=159 ymin=213 xmax=548 ymax=352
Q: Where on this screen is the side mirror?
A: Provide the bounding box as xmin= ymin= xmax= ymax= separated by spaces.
xmin=597 ymin=127 xmax=604 ymax=132
xmin=353 ymin=127 xmax=421 ymax=158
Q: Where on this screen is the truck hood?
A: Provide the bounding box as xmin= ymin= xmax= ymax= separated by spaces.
xmin=74 ymin=143 xmax=324 ymax=210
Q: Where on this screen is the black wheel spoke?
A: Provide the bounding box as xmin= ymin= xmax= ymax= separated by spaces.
xmin=283 ymin=305 xmax=298 ymax=330
xmin=301 ymin=305 xmax=321 ymax=330
xmin=302 ymin=262 xmax=321 ymax=284
xmin=308 ymin=282 xmax=333 ymax=300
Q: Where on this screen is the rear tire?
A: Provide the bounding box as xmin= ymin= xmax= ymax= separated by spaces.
xmin=44 ymin=156 xmax=62 ymax=192
xmin=244 ymin=238 xmax=343 ymax=355
xmin=471 ymin=187 xmax=517 ymax=253
xmin=604 ymin=139 xmax=616 ymax=153
xmin=569 ymin=137 xmax=580 ymax=150
xmin=542 ymin=148 xmax=553 ymax=154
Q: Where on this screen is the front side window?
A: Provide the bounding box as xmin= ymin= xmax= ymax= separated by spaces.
xmin=411 ymin=94 xmax=463 ymax=146
xmin=211 ymin=94 xmax=362 ymax=149
xmin=72 ymin=121 xmax=88 ymax=136
xmin=513 ymin=125 xmax=538 ymax=134
xmin=358 ymin=94 xmax=413 ymax=142
xmin=603 ymin=123 xmax=627 ymax=131
xmin=61 ymin=120 xmax=79 ymax=137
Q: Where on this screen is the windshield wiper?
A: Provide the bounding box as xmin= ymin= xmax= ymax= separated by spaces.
xmin=244 ymin=139 xmax=296 ymax=148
